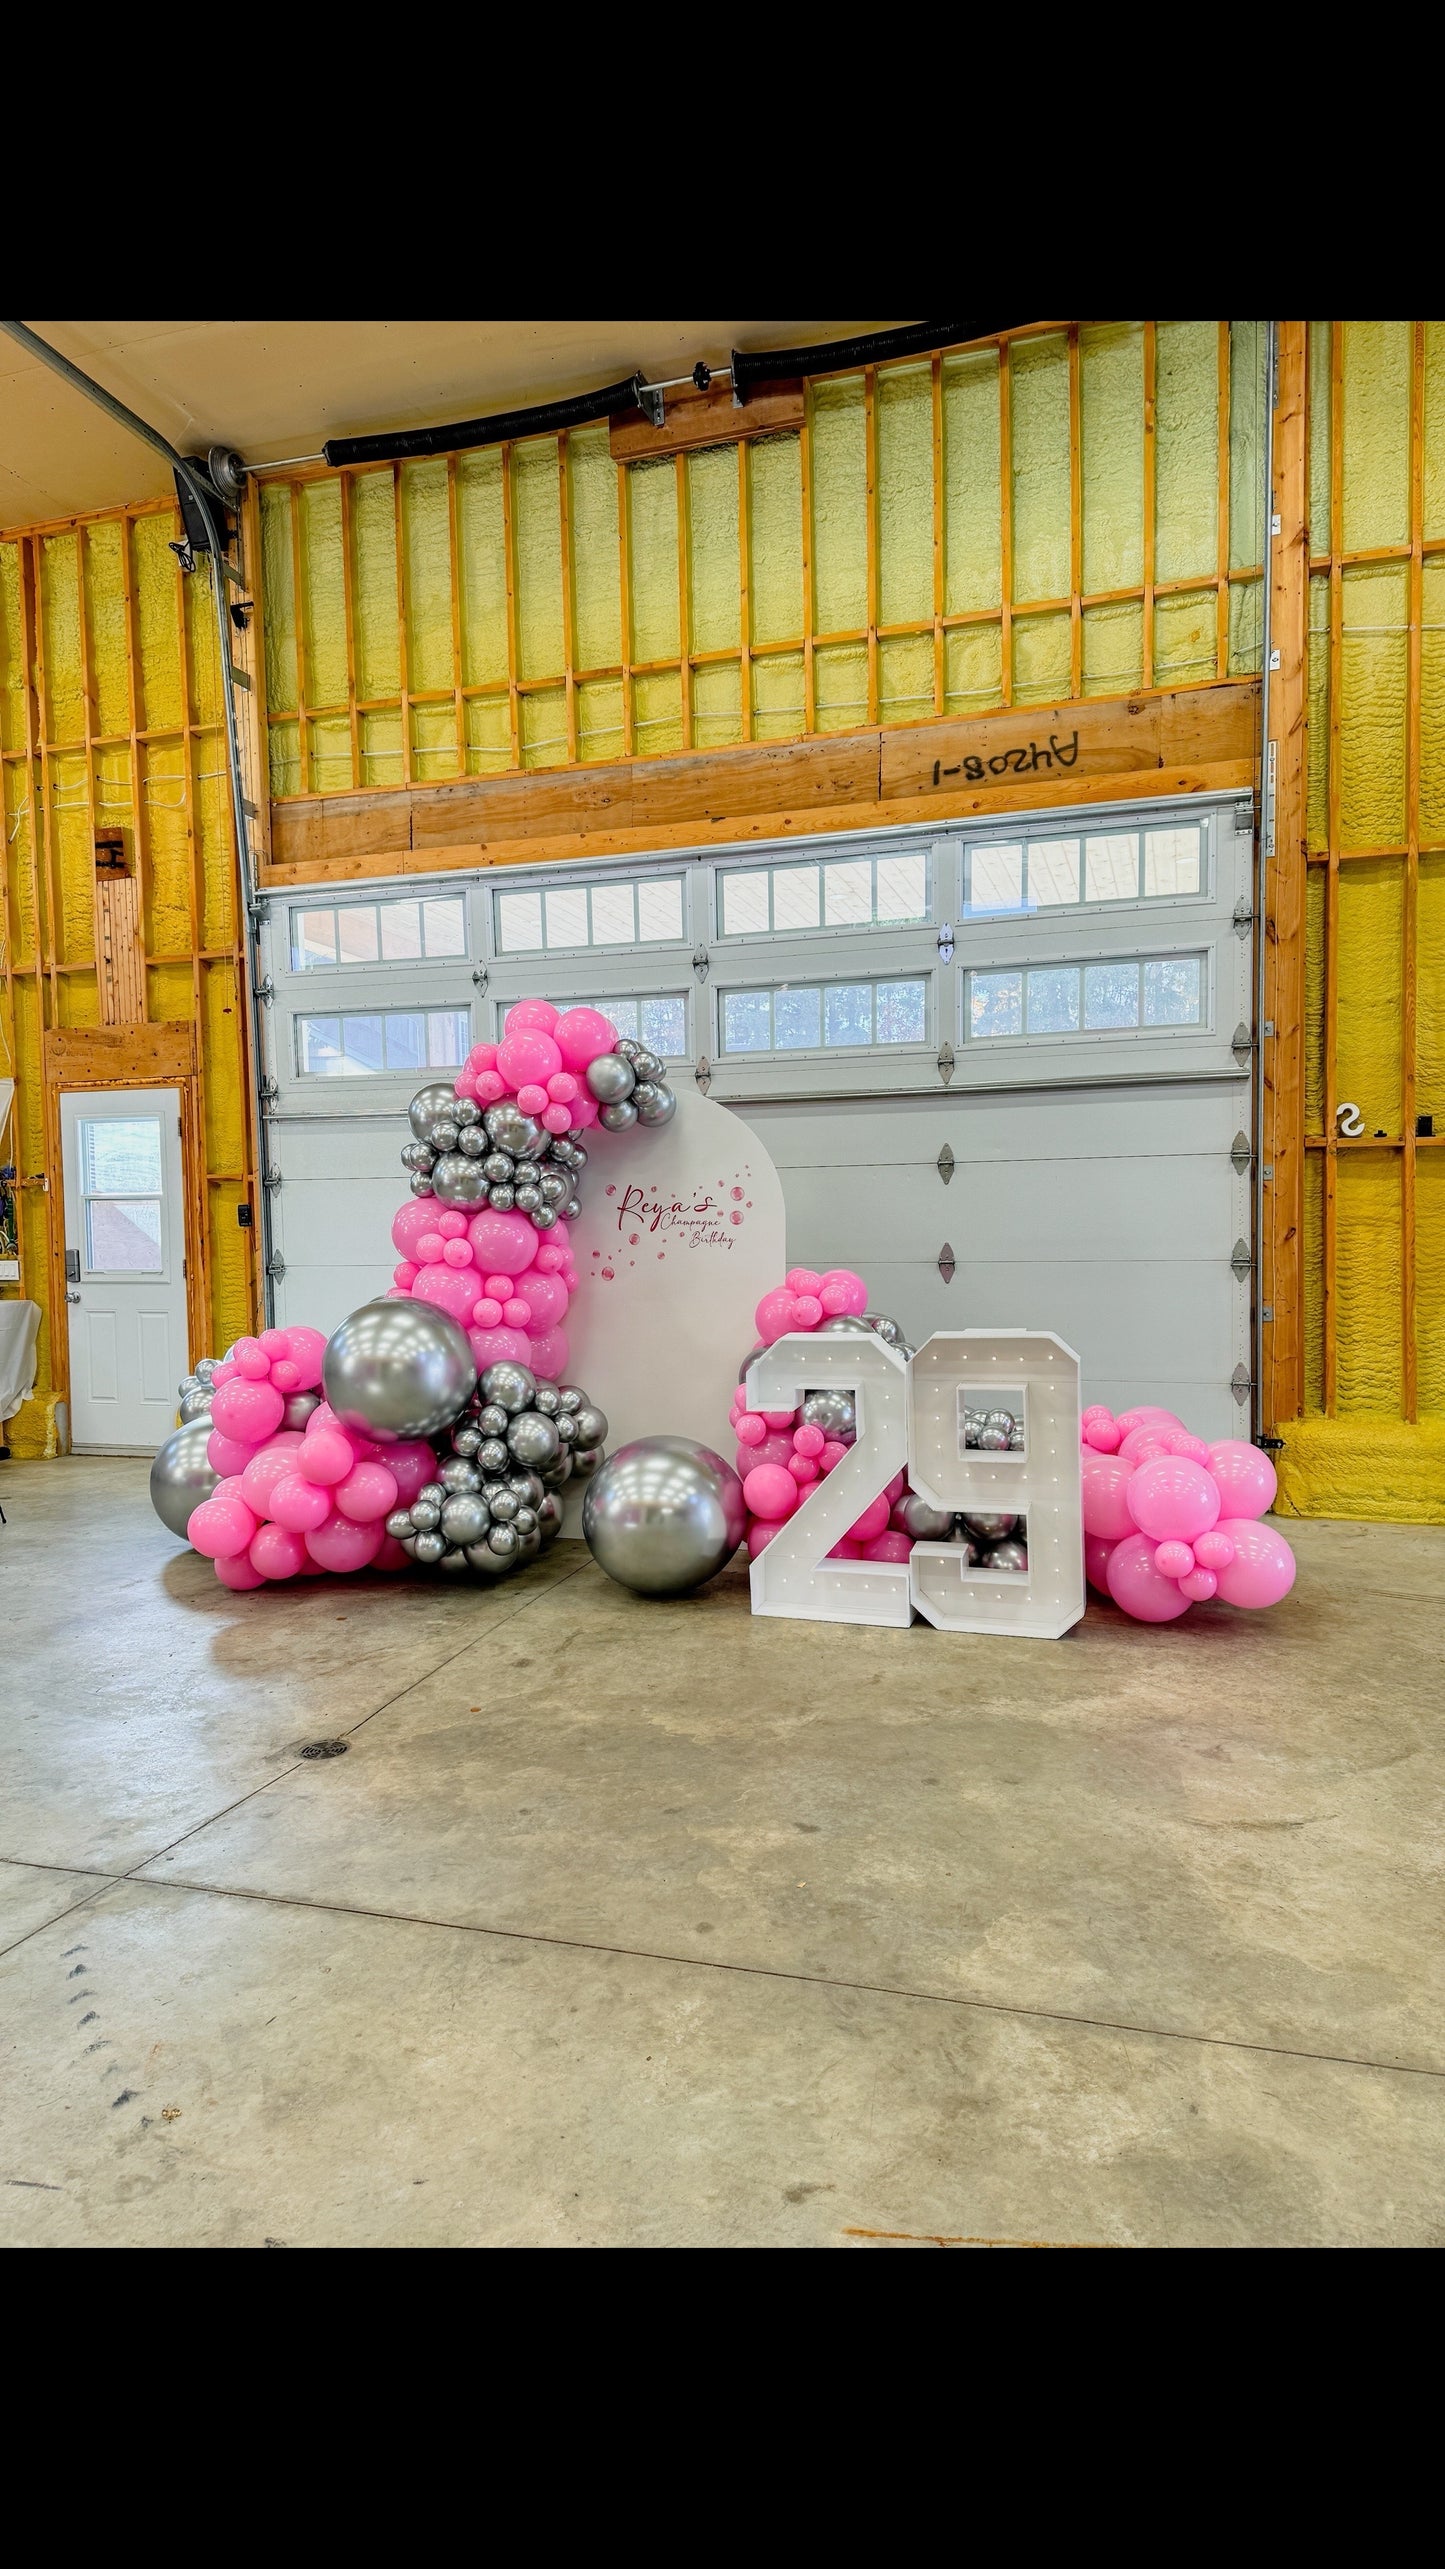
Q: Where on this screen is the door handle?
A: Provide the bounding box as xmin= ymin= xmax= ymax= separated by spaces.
xmin=65 ymin=1290 xmax=81 ymax=1303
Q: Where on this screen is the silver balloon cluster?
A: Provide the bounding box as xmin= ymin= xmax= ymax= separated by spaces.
xmin=174 ymin=1349 xmax=319 ymax=1438
xmin=398 ymin=1038 xmax=676 ymax=1233
xmin=385 ymin=1357 xmax=608 ymax=1580
xmin=963 ymin=1405 xmax=1025 ymax=1454
xmin=580 ymin=1036 xmax=677 ymax=1135
xmin=896 ymin=1496 xmax=1028 ymax=1572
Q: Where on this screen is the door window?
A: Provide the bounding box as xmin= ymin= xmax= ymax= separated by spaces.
xmin=79 ymin=1117 xmax=165 ymax=1274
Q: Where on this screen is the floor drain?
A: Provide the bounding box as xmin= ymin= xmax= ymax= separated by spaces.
xmin=298 ymin=1738 xmax=349 ymax=1760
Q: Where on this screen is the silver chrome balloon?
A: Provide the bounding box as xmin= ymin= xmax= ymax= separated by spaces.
xmin=554 ymin=1413 xmax=580 ymax=1444
xmin=948 ymin=1530 xmax=981 ymax=1562
xmin=977 ymin=1428 xmax=1009 ymax=1452
xmin=464 ymin=1540 xmax=512 ymax=1574
xmin=454 ymin=1096 xmax=481 ymax=1126
xmin=477 ymin=1403 xmax=509 ymax=1436
xmin=570 ymin=1442 xmax=605 ymax=1481
xmin=178 ymin=1385 xmax=215 ymax=1424
xmin=483 ymin=1152 xmax=515 ymax=1185
xmin=961 ymin=1511 xmax=1018 ymax=1542
xmin=586 ymin=1051 xmax=636 ymax=1104
xmin=533 ymin=1385 xmax=561 ymax=1416
xmin=323 ymin=1298 xmax=477 ymax=1443
xmin=475 ymin=1438 xmax=510 ymax=1477
xmin=536 ymin=1492 xmax=564 ymax=1542
xmin=598 ymin=1098 xmax=638 ymax=1131
xmin=452 ymin=1425 xmax=482 ymax=1456
xmin=410 ymin=1501 xmax=442 ymax=1531
xmin=413 ymin=1529 xmax=447 ymax=1564
xmin=487 ymin=1522 xmax=520 ymax=1559
xmin=409 ymin=1171 xmax=436 ymax=1197
xmin=282 ymin=1389 xmax=321 ymax=1432
xmin=440 ymin=1492 xmax=492 ymax=1546
xmin=819 ymin=1315 xmax=872 ymax=1337
xmin=193 ymin=1356 xmax=218 ymax=1386
xmin=506 ymin=1470 xmax=544 ymax=1507
xmin=900 ymin=1493 xmax=955 ymax=1541
xmin=439 ymin=1456 xmax=480 ymax=1492
xmin=458 ymin=1126 xmax=487 ymax=1159
xmin=431 ymin=1153 xmax=488 ymax=1207
xmin=409 ymin=1081 xmax=457 ymax=1141
xmin=633 ymin=1080 xmax=676 ymax=1127
xmin=507 ymin=1409 xmax=560 ymax=1468
xmin=488 ymin=1185 xmax=515 ymax=1210
xmin=555 ymin=1386 xmax=584 ymax=1412
xmin=583 ymin=1435 xmax=747 ymax=1598
xmin=385 ymin=1507 xmax=415 ymax=1540
xmin=984 ymin=1537 xmax=1029 ymax=1573
xmin=737 ymin=1342 xmax=767 ymax=1384
xmin=632 ymin=1050 xmax=664 ymax=1081
xmin=984 ymin=1410 xmax=1016 ymax=1436
xmin=485 ymin=1102 xmax=547 ymax=1158
xmin=614 ymin=1037 xmax=645 ymax=1062
xmin=432 ymin=1121 xmax=459 ymax=1152
xmin=149 ymin=1418 xmax=220 ymax=1538
xmin=801 ymin=1388 xmax=856 ymax=1442
xmin=482 ymin=1360 xmax=536 ymax=1413
xmin=437 ymin=1546 xmax=471 ymax=1574
xmin=487 ymin=1487 xmax=519 ymax=1522
xmin=572 ymin=1404 xmax=607 ymax=1447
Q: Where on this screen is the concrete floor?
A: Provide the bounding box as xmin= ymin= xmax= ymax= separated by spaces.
xmin=0 ymin=1458 xmax=1442 ymax=2249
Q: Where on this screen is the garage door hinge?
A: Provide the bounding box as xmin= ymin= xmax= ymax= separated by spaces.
xmin=937 ymin=1042 xmax=956 ymax=1086
xmin=1231 ymin=1363 xmax=1251 ymax=1405
xmin=259 ymin=1076 xmax=279 ymax=1105
xmin=1231 ymin=1238 xmax=1252 ymax=1278
xmin=693 ymin=946 xmax=710 ymax=983
xmin=937 ymin=1144 xmax=955 ymax=1185
xmin=938 ymin=1241 xmax=956 ymax=1283
xmin=255 ymin=974 xmax=275 ymax=1008
xmin=266 ymin=1253 xmax=286 ymax=1280
xmin=1231 ymin=1131 xmax=1252 ymax=1173
xmin=1233 ymin=896 xmax=1254 ymax=937
xmin=1231 ymin=1022 xmax=1253 ymax=1065
xmin=262 ymin=1166 xmax=283 ymax=1192
xmin=694 ymin=1056 xmax=712 ymax=1094
xmin=937 ymin=922 xmax=955 ymax=963
xmin=471 ymin=965 xmax=489 ymax=993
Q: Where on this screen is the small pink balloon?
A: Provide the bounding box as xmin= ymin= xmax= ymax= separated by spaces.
xmin=786 ymin=1268 xmax=824 ymax=1296
xmin=792 ymin=1423 xmax=825 ymax=1458
xmin=482 ymin=1273 xmax=514 ymax=1301
xmin=297 ymin=1427 xmax=355 ymax=1487
xmin=1192 ymin=1528 xmax=1236 ymax=1571
xmin=1115 ymin=1406 xmax=1182 ymax=1435
xmin=743 ymin=1433 xmax=796 ymax=1476
xmin=442 ymin=1237 xmax=474 ymax=1268
xmin=736 ymin=1412 xmax=767 ymax=1448
xmin=883 ymin=1472 xmax=906 ymax=1504
xmin=1206 ymin=1439 xmax=1278 ymax=1520
xmin=541 ymin=1104 xmax=573 ymax=1134
xmin=391 ymin=1200 xmax=439 ymax=1261
xmin=1153 ymin=1540 xmax=1196 ymax=1579
xmin=206 ymin=1428 xmax=255 ymax=1477
xmin=249 ymin=1521 xmax=308 ymax=1579
xmin=497 ymin=1028 xmax=563 ymax=1090
xmin=467 ymin=1042 xmax=499 ymax=1074
xmin=1211 ymin=1517 xmax=1296 ymax=1609
xmin=416 ymin=1231 xmax=446 ymax=1264
xmin=1081 ymin=1451 xmax=1137 ymax=1541
xmin=1106 ymin=1531 xmax=1192 ymax=1622
xmin=819 ymin=1440 xmax=849 ymax=1474
xmin=232 ymin=1338 xmax=270 ymax=1381
xmin=1159 ymin=1428 xmax=1214 ymax=1466
xmin=188 ymin=1495 xmax=258 ymax=1558
xmin=267 ymin=1472 xmax=334 ymax=1534
xmin=502 ymin=1297 xmax=532 ymax=1329
xmin=472 ymin=1297 xmax=503 ymax=1329
xmin=758 ymin=1407 xmax=796 ymax=1432
xmin=754 ymin=1287 xmax=801 ymax=1346
xmin=281 ymin=1326 xmax=328 ymax=1390
xmin=1083 ymin=1418 xmax=1122 ymax=1453
xmin=533 ymin=1242 xmax=568 ymax=1274
xmin=210 ymin=1377 xmax=285 ymax=1446
xmin=1179 ymin=1567 xmax=1218 ymax=1602
xmin=526 ymin=1324 xmax=569 ymax=1381
xmin=570 ymin=1093 xmax=600 ymax=1129
xmin=309 ymin=1402 xmax=339 ymax=1431
xmin=1127 ymin=1457 xmax=1221 ymax=1544
xmin=239 ymin=1441 xmax=306 ymax=1516
xmin=1081 ymin=1404 xmax=1114 ymax=1427
xmin=1118 ymin=1425 xmax=1171 ymax=1465
xmin=211 ymin=1475 xmax=247 ymax=1503
xmin=1084 ymin=1533 xmax=1116 ymax=1593
xmin=215 ymin=1552 xmax=266 ymax=1591
xmin=259 ymin=1327 xmax=291 ymax=1360
xmin=469 ymin=1325 xmax=533 ymax=1371
xmin=413 ymin=1261 xmax=482 ymax=1328
xmin=436 ymin=1209 xmax=467 ymax=1239
xmin=552 ymin=1006 xmax=618 ymax=1072
xmin=269 ymin=1358 xmax=300 ymax=1392
xmin=210 ymin=1361 xmax=237 ymax=1386
xmin=743 ymin=1463 xmax=797 ymax=1521
xmin=505 ymin=999 xmax=560 ymax=1034
xmin=334 ymin=1460 xmax=399 ymax=1524
xmin=474 ymin=1070 xmax=506 ymax=1103
xmin=453 ymin=1068 xmax=478 ymax=1100
xmin=373 ymin=1536 xmax=409 ymax=1572
xmin=468 ymin=1209 xmax=537 ymax=1277
xmin=747 ymin=1519 xmax=783 ymax=1559
xmin=305 ymin=1512 xmax=384 ymax=1574
xmin=516 ymin=1083 xmax=549 ymax=1114
xmin=818 ymin=1269 xmax=868 ymax=1318
xmin=848 ymin=1494 xmax=891 ymax=1544
xmin=546 ymin=1071 xmax=578 ymax=1103
xmin=393 ymin=1262 xmax=419 ymax=1289
xmin=792 ymin=1296 xmax=824 ymax=1328
xmin=788 ymin=1454 xmax=820 ymax=1484
xmin=387 ymin=1442 xmax=439 ymax=1504
xmin=865 ymin=1530 xmax=913 ymax=1564
xmin=519 ymin=1270 xmax=568 ymax=1331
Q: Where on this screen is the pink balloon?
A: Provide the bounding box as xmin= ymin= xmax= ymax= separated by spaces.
xmin=884 ymin=1471 xmax=906 ymax=1505
xmin=248 ymin=1521 xmax=308 ymax=1580
xmin=188 ymin=1494 xmax=259 ymax=1558
xmin=736 ymin=1412 xmax=766 ymax=1448
xmin=743 ymin=1463 xmax=797 ymax=1521
xmin=552 ymin=1006 xmax=618 ymax=1072
xmin=570 ymin=1094 xmax=600 ymax=1130
xmin=281 ymin=1325 xmax=328 ymax=1390
xmin=468 ymin=1209 xmax=537 ymax=1276
xmin=754 ymin=1287 xmax=800 ymax=1345
xmin=747 ymin=1519 xmax=783 ymax=1558
xmin=1081 ymin=1451 xmax=1137 ymax=1541
xmin=416 ymin=1232 xmax=446 ymax=1265
xmin=308 ymin=1402 xmax=339 ymax=1431
xmin=1211 ymin=1517 xmax=1296 ymax=1609
xmin=259 ymin=1327 xmax=291 ymax=1360
xmin=472 ymin=1298 xmax=502 ymax=1329
xmin=206 ymin=1428 xmax=255 ymax=1477
xmin=1084 ymin=1533 xmax=1116 ymax=1593
xmin=214 ymin=1552 xmax=266 ymax=1591
xmin=306 ymin=1512 xmax=384 ymax=1574
xmin=211 ymin=1475 xmax=246 ymax=1502
xmin=386 ymin=1442 xmax=438 ymax=1504
xmin=788 ymin=1454 xmax=819 ymax=1484
xmin=453 ymin=1068 xmax=478 ymax=1099
xmin=1206 ymin=1439 xmax=1278 ymax=1520
xmin=827 ymin=1538 xmax=863 ymax=1561
xmin=497 ymin=1028 xmax=563 ymax=1090
xmin=499 ymin=1297 xmax=529 ymax=1329
xmin=239 ymin=1441 xmax=307 ymax=1515
xmin=546 ymin=1072 xmax=578 ymax=1103
xmin=541 ymin=1104 xmax=573 ymax=1134
xmin=786 ymin=1268 xmax=823 ymax=1296
xmin=527 ymin=1325 xmax=570 ymax=1381
xmin=269 ymin=1359 xmax=300 ymax=1392
xmin=1159 ymin=1428 xmax=1214 ymax=1466
xmin=534 ymin=1242 xmax=568 ymax=1274
xmin=848 ymin=1494 xmax=891 ymax=1544
xmin=210 ymin=1377 xmax=285 ymax=1446
xmin=1106 ymin=1531 xmax=1192 ymax=1622
xmin=373 ymin=1535 xmax=410 ymax=1572
xmin=391 ymin=1200 xmax=439 ymax=1261
xmin=1118 ymin=1425 xmax=1171 ymax=1465
xmin=334 ymin=1460 xmax=399 ymax=1523
xmin=474 ymin=1070 xmax=506 ymax=1103
xmin=297 ymin=1427 xmax=355 ymax=1487
xmin=413 ymin=1261 xmax=481 ymax=1328
xmin=266 ymin=1472 xmax=334 ymax=1534
xmin=819 ymin=1440 xmax=849 ymax=1474
xmin=232 ymin=1339 xmax=270 ymax=1380
xmin=1082 ymin=1403 xmax=1114 ymax=1427
xmin=1192 ymin=1528 xmax=1236 ymax=1571
xmin=865 ymin=1530 xmax=913 ymax=1564
xmin=758 ymin=1407 xmax=796 ymax=1432
xmin=1127 ymin=1457 xmax=1221 ymax=1544
xmin=743 ymin=1433 xmax=796 ymax=1477
xmin=505 ymin=999 xmax=560 ymax=1034
xmin=818 ymin=1269 xmax=868 ymax=1318
xmin=467 ymin=1042 xmax=499 ymax=1074
xmin=1115 ymin=1406 xmax=1182 ymax=1435
xmin=442 ymin=1237 xmax=474 ymax=1269
xmin=792 ymin=1422 xmax=825 ymax=1459
xmin=519 ymin=1269 xmax=568 ymax=1332
xmin=469 ymin=1325 xmax=533 ymax=1371
xmin=1179 ymin=1567 xmax=1218 ymax=1602
xmin=1153 ymin=1540 xmax=1196 ymax=1579
xmin=1083 ymin=1417 xmax=1122 ymax=1453
xmin=516 ymin=1084 xmax=549 ymax=1114
xmin=482 ymin=1274 xmax=514 ymax=1301
xmin=792 ymin=1295 xmax=824 ymax=1328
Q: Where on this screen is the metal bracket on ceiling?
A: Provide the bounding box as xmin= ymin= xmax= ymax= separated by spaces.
xmin=695 ymin=1056 xmax=712 ymax=1094
xmin=636 ymin=382 xmax=666 ymax=428
xmin=937 ymin=1042 xmax=956 ymax=1086
xmin=937 ymin=1143 xmax=955 ymax=1185
xmin=938 ymin=1242 xmax=956 ymax=1283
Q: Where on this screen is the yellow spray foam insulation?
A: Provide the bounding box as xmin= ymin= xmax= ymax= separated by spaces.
xmin=1308 ymin=323 xmax=1332 ymax=549
xmin=359 ymin=709 xmax=402 ymax=789
xmin=463 ymin=698 xmax=509 ymax=775
xmin=39 ymin=534 xmax=84 ymax=744
xmin=1303 ymin=1150 xmax=1324 ymax=1412
xmin=1417 ymin=1154 xmax=1445 ymax=1417
xmin=1229 ymin=576 xmax=1262 ymax=678
xmin=878 ymin=633 xmax=932 ymax=725
xmin=83 ymin=521 xmax=130 ymax=738
xmin=1423 ymin=322 xmax=1445 ymax=540
xmin=566 ymin=426 xmax=620 ymax=675
xmin=147 ymin=962 xmax=193 ymax=1025
xmin=1155 ymin=323 xmax=1218 ymax=586
xmin=575 ymin=678 xmax=624 ymax=763
xmin=1304 ymin=863 xmax=1325 ymax=1130
xmin=520 ymin=687 xmax=568 ymax=771
xmin=942 ymin=350 xmax=1000 ymax=617
xmin=1275 ymin=1415 xmax=1445 ymax=1520
xmin=685 ymin=443 xmax=740 ymax=656
xmin=632 ymin=669 xmax=682 ymax=759
xmin=751 ymin=652 xmax=803 ymax=743
xmin=401 ymin=460 xmax=454 ymax=700
xmin=814 ymin=640 xmax=867 ymax=734
xmin=1341 ymin=321 xmax=1410 ymax=551
xmin=810 ymin=376 xmax=866 ymax=635
xmin=352 ymin=469 xmax=402 ymax=700
xmin=268 ymin=719 xmax=301 ymax=800
xmin=5 ymin=763 xmax=38 ymax=960
xmin=197 ymin=763 xmax=235 ymax=951
xmin=1080 ymin=323 xmax=1143 ymax=594
xmin=512 ymin=440 xmax=566 ymax=685
xmin=1082 ymin=601 xmax=1143 ymax=699
xmin=876 ymin=364 xmax=932 ymax=628
xmin=1335 ymin=859 xmax=1404 ymax=1131
xmin=0 ymin=542 xmax=25 ymax=751
xmin=132 ymin=517 xmax=186 ymax=735
xmin=184 ymin=558 xmax=223 ymax=731
xmin=260 ymin=484 xmax=298 ymax=713
xmin=298 ymin=481 xmax=347 ymax=713
xmin=141 ymin=741 xmax=194 ymax=957
xmin=1228 ymin=324 xmax=1266 ymax=573
xmin=1334 ymin=1150 xmax=1403 ymax=1412
xmin=1418 ymin=856 xmax=1445 ymax=1121
xmin=1340 ymin=563 xmax=1407 ymax=847
xmin=689 ymin=661 xmax=739 ymax=751
xmin=1418 ymin=558 xmax=1445 ymax=843
xmin=208 ymin=1184 xmax=252 ymax=1354
xmin=455 ymin=453 xmax=506 ymax=689
xmin=745 ymin=437 xmax=801 ymax=649
xmin=1306 ymin=574 xmax=1330 ymax=849
xmin=1011 ymin=333 xmax=1070 ymax=604
xmin=943 ymin=624 xmax=1001 ymax=718
xmin=311 ymin=715 xmax=351 ymax=794
xmin=625 ymin=458 xmax=679 ymax=667
xmin=1153 ymin=588 xmax=1216 ymax=689
xmin=50 ymin=751 xmax=95 ymax=965
xmin=1013 ymin=610 xmax=1071 ymax=706
xmin=202 ymin=961 xmax=246 ymax=1169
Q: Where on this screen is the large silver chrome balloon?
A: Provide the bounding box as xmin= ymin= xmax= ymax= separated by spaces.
xmin=985 ymin=1537 xmax=1029 ymax=1574
xmin=586 ymin=1051 xmax=636 ymax=1104
xmin=178 ymin=1385 xmax=214 ymax=1424
xmin=583 ymin=1435 xmax=747 ymax=1598
xmin=801 ymin=1388 xmax=856 ymax=1442
xmin=409 ymin=1081 xmax=456 ymax=1141
xmin=431 ymin=1152 xmax=488 ymax=1207
xmin=961 ymin=1510 xmax=1018 ymax=1542
xmin=737 ymin=1341 xmax=767 ymax=1384
xmin=900 ymin=1493 xmax=955 ymax=1541
xmin=819 ymin=1315 xmax=873 ymax=1338
xmin=485 ymin=1102 xmax=547 ymax=1159
xmin=149 ymin=1418 xmax=219 ymax=1538
xmin=323 ymin=1299 xmax=476 ymax=1443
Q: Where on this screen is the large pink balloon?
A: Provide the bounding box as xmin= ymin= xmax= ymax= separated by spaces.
xmin=386 ymin=1441 xmax=438 ymax=1504
xmin=306 ymin=1512 xmax=384 ymax=1574
xmin=1118 ymin=1425 xmax=1172 ymax=1465
xmin=467 ymin=1208 xmax=537 ymax=1277
xmin=468 ymin=1325 xmax=532 ymax=1372
xmin=210 ymin=1376 xmax=285 ymax=1446
xmin=1206 ymin=1439 xmax=1278 ymax=1520
xmin=755 ymin=1287 xmax=801 ymax=1345
xmin=391 ymin=1199 xmax=439 ymax=1261
xmin=737 ymin=1432 xmax=795 ymax=1479
xmin=249 ymin=1521 xmax=308 ymax=1580
xmin=281 ymin=1326 xmax=328 ymax=1390
xmin=743 ymin=1463 xmax=798 ymax=1520
xmin=1211 ymin=1517 xmax=1296 ymax=1609
xmin=505 ymin=998 xmax=559 ymax=1034
xmin=297 ymin=1427 xmax=355 ymax=1487
xmin=334 ymin=1460 xmax=399 ymax=1523
xmin=412 ymin=1260 xmax=481 ymax=1328
xmin=1084 ymin=1533 xmax=1116 ymax=1592
xmin=496 ymin=1027 xmax=563 ymax=1090
xmin=519 ymin=1268 xmax=569 ymax=1332
xmin=1106 ymin=1531 xmax=1192 ymax=1622
xmin=188 ymin=1494 xmax=259 ymax=1559
xmin=527 ymin=1324 xmax=569 ymax=1381
xmin=1081 ymin=1451 xmax=1137 ymax=1541
xmin=266 ymin=1472 xmax=333 ymax=1534
xmin=1126 ymin=1456 xmax=1221 ymax=1543
xmin=553 ymin=1006 xmax=617 ymax=1072
xmin=848 ymin=1494 xmax=891 ymax=1544
xmin=238 ymin=1436 xmax=307 ymax=1515
xmin=206 ymin=1427 xmax=255 ymax=1477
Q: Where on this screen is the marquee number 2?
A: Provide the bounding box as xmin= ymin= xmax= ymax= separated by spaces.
xmin=744 ymin=1332 xmax=912 ymax=1628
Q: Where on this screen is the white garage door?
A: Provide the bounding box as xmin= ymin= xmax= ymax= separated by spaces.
xmin=257 ymin=791 xmax=1255 ymax=1443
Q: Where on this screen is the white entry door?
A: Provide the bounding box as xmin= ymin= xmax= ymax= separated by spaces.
xmin=60 ymin=1088 xmax=188 ymax=1451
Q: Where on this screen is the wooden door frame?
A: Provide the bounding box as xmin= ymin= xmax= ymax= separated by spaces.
xmin=42 ymin=1023 xmax=206 ymax=1405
